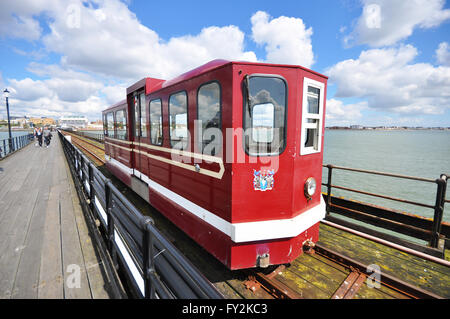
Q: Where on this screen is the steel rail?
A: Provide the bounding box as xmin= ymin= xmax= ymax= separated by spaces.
xmin=62 ymin=131 xmax=105 ymax=152
xmin=321 ymin=219 xmax=450 ymax=267
xmin=73 ymin=140 xmax=105 ymax=165
xmin=62 ymin=132 xmax=106 ymax=165
xmin=322 ymin=164 xmax=436 ymax=183
xmin=328 ymin=184 xmax=435 ymax=209
xmin=313 ymin=242 xmax=443 ymax=299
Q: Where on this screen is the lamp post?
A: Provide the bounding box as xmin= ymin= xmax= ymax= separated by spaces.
xmin=3 ymin=88 xmax=13 ymax=153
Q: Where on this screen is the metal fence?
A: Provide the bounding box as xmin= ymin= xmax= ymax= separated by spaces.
xmin=59 ymin=131 xmax=223 ymax=299
xmin=322 ymin=164 xmax=448 ymax=256
xmin=0 ymin=133 xmax=34 ymax=158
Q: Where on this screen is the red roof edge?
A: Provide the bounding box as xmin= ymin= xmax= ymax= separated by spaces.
xmin=162 ymin=59 xmax=231 ymax=89
xmin=146 ymin=78 xmax=166 ymax=95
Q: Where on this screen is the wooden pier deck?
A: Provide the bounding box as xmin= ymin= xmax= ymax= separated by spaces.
xmin=107 ymin=171 xmax=450 ymax=299
xmin=0 ymin=135 xmax=111 ymax=299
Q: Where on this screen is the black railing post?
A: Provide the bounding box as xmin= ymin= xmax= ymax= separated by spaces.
xmin=88 ymin=163 xmax=94 ymax=212
xmin=326 ymin=164 xmax=333 ymax=215
xmin=80 ymin=154 xmax=85 ymax=186
xmin=143 ymin=219 xmax=155 ymax=298
xmin=105 ymin=180 xmax=118 ymax=268
xmin=430 ymin=176 xmax=447 ymax=248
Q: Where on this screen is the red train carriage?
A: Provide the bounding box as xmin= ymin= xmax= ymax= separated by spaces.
xmin=102 ymin=60 xmax=327 ymax=269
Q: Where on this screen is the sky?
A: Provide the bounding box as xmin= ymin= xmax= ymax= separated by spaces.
xmin=0 ymin=0 xmax=449 ymax=127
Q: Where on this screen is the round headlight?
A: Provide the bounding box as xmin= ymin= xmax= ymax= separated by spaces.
xmin=304 ymin=177 xmax=316 ymax=199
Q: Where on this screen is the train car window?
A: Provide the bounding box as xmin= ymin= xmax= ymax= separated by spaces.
xmin=115 ymin=109 xmax=127 ymax=140
xmin=243 ymin=75 xmax=287 ymax=156
xmin=139 ymin=93 xmax=148 ymax=138
xmin=103 ymin=114 xmax=107 ymax=136
xmin=301 ymin=78 xmax=324 ymax=155
xmin=169 ymin=91 xmax=188 ymax=150
xmin=133 ymin=95 xmax=140 ymax=138
xmin=107 ymin=112 xmax=114 ymax=138
xmin=252 ymin=103 xmax=275 ymax=143
xmin=197 ymin=82 xmax=221 ymax=155
xmin=149 ymin=99 xmax=163 ymax=145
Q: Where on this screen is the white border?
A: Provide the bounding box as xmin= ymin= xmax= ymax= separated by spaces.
xmin=107 ymin=157 xmax=326 ymax=243
xmin=300 ymin=77 xmax=325 ymax=155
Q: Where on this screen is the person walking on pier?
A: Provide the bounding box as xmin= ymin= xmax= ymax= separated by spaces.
xmin=43 ymin=127 xmax=52 ymax=148
xmin=34 ymin=127 xmax=43 ymax=147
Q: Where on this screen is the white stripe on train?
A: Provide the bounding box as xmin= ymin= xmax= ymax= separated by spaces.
xmin=107 ymin=156 xmax=326 ymax=243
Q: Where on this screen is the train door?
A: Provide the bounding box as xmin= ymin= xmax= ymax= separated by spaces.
xmin=131 ymin=90 xmax=146 ymax=179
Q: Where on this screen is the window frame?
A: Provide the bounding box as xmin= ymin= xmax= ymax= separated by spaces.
xmin=300 ymin=77 xmax=325 ymax=155
xmin=168 ymin=90 xmax=189 ymax=149
xmin=103 ymin=114 xmax=108 ymax=136
xmin=114 ymin=109 xmax=127 ymax=140
xmin=149 ymin=98 xmax=164 ymax=146
xmin=242 ymin=74 xmax=288 ymax=157
xmin=106 ymin=112 xmax=115 ymax=138
xmin=196 ymin=80 xmax=222 ymax=154
xmin=139 ymin=92 xmax=148 ymax=138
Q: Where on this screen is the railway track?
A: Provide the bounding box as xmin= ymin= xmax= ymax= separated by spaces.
xmin=244 ymin=241 xmax=442 ymax=299
xmin=60 ymin=130 xmax=106 ymax=165
xmin=59 ymin=130 xmax=446 ymax=299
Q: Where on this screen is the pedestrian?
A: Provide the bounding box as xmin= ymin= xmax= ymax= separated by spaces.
xmin=33 ymin=127 xmax=39 ymax=146
xmin=44 ymin=127 xmax=52 ymax=148
xmin=36 ymin=127 xmax=43 ymax=147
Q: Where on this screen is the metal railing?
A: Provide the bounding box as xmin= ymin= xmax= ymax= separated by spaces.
xmin=0 ymin=133 xmax=34 ymax=158
xmin=76 ymin=130 xmax=104 ymax=142
xmin=322 ymin=164 xmax=448 ymax=256
xmin=59 ymin=131 xmax=223 ymax=299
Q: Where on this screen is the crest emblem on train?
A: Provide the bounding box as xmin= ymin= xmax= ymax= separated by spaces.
xmin=253 ymin=170 xmax=275 ymax=191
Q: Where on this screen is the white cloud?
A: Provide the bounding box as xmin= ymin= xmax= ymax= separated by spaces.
xmin=6 ymin=64 xmax=108 ymax=118
xmin=7 ymin=78 xmax=53 ymax=101
xmin=326 ymin=99 xmax=368 ymax=126
xmin=326 ymin=45 xmax=450 ymax=115
xmin=1 ymin=1 xmax=318 ymax=120
xmin=39 ymin=1 xmax=258 ymax=80
xmin=251 ymin=11 xmax=314 ymax=68
xmin=0 ymin=0 xmax=51 ymax=40
xmin=436 ymin=42 xmax=450 ymax=66
xmin=345 ymin=0 xmax=450 ymax=47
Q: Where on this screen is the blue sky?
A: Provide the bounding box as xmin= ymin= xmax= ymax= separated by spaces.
xmin=0 ymin=0 xmax=449 ymax=127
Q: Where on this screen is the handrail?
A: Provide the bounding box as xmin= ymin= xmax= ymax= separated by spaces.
xmin=59 ymin=130 xmax=223 ymax=299
xmin=0 ymin=133 xmax=34 ymax=158
xmin=322 ymin=164 xmax=448 ymax=251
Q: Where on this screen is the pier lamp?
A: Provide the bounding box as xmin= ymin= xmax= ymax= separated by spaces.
xmin=3 ymin=88 xmax=13 ymax=153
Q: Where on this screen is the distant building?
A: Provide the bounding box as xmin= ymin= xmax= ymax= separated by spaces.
xmin=350 ymin=125 xmax=363 ymax=129
xmin=10 ymin=116 xmax=31 ymax=128
xmin=29 ymin=117 xmax=56 ymax=127
xmin=59 ymin=116 xmax=89 ymax=128
xmin=87 ymin=120 xmax=103 ymax=130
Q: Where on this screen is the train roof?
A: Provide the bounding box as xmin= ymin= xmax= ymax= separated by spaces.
xmin=102 ymin=99 xmax=127 ymax=113
xmin=103 ymin=59 xmax=328 ymax=112
xmin=162 ymin=59 xmax=328 ymax=90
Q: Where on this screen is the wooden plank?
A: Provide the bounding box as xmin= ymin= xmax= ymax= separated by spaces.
xmin=0 ymin=163 xmax=42 ymax=299
xmin=65 ymin=154 xmax=110 ymax=299
xmin=37 ymin=185 xmax=64 ymax=299
xmin=287 ymin=255 xmax=348 ymax=296
xmin=274 ymin=268 xmax=329 ymax=299
xmin=10 ymin=183 xmax=50 ymax=298
xmin=319 ymin=223 xmax=450 ymax=298
xmin=0 ymin=145 xmax=38 ymax=222
xmin=38 ymin=143 xmax=66 ymax=299
xmin=59 ymin=145 xmax=93 ymax=299
xmin=10 ymin=143 xmax=55 ymax=298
